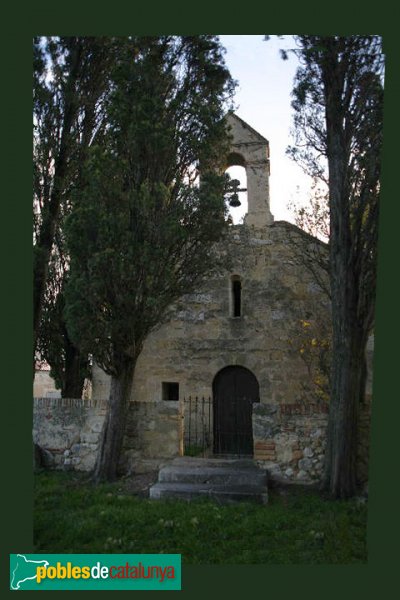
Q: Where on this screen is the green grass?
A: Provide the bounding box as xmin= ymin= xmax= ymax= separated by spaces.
xmin=34 ymin=471 xmax=367 ymax=564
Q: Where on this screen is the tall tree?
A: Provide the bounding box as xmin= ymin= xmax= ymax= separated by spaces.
xmin=33 ymin=36 xmax=115 ymax=390
xmin=37 ymin=246 xmax=90 ymax=398
xmin=288 ymin=35 xmax=383 ymax=497
xmin=65 ymin=36 xmax=235 ymax=481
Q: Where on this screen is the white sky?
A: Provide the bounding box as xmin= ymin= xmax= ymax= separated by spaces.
xmin=220 ymin=35 xmax=313 ymax=224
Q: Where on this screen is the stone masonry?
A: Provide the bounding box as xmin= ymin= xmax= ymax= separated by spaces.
xmin=33 ymin=397 xmax=181 ymax=473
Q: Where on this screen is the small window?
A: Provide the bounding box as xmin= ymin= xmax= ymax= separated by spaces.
xmin=231 ymin=275 xmax=242 ymax=317
xmin=162 ymin=382 xmax=179 ymax=401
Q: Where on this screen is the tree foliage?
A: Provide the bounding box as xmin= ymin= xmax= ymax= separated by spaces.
xmin=290 ymin=35 xmax=383 ymax=328
xmin=290 ymin=313 xmax=331 ymax=404
xmin=33 ymin=36 xmax=117 ymax=392
xmin=64 ymin=36 xmax=235 ymax=480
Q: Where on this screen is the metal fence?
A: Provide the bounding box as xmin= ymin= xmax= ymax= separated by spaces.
xmin=182 ymin=396 xmax=212 ymax=457
xmin=182 ymin=395 xmax=254 ymax=457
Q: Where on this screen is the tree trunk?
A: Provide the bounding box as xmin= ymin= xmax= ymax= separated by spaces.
xmin=62 ymin=336 xmax=85 ymax=399
xmin=322 ymin=311 xmax=366 ymax=497
xmin=321 ymin=41 xmax=365 ymax=498
xmin=93 ymin=360 xmax=135 ymax=482
xmin=324 ymin=141 xmax=362 ymax=497
xmin=322 ymin=161 xmax=365 ymax=496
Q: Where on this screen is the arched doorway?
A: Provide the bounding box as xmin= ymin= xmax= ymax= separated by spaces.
xmin=213 ymin=366 xmax=260 ymax=456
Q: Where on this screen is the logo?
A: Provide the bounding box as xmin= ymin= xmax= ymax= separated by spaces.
xmin=10 ymin=554 xmax=181 ymax=591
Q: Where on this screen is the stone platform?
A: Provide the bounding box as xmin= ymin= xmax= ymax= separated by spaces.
xmin=149 ymin=457 xmax=268 ymax=504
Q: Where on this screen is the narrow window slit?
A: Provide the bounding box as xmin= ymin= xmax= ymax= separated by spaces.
xmin=231 ymin=276 xmax=242 ymax=317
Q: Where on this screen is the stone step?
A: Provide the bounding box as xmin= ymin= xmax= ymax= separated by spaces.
xmin=158 ymin=465 xmax=267 ymax=486
xmin=149 ymin=482 xmax=268 ymax=504
xmin=149 ymin=457 xmax=268 ymax=504
xmin=168 ymin=457 xmax=258 ymax=468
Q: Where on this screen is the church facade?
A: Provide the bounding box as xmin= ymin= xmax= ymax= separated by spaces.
xmin=34 ymin=114 xmax=372 ymax=485
xmin=90 ymin=113 xmax=372 ymax=485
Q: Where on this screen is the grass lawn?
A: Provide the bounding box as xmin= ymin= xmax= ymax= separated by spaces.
xmin=34 ymin=471 xmax=367 ymax=564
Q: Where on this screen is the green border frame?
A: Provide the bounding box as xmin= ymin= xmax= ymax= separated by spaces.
xmin=2 ymin=3 xmax=399 ymax=598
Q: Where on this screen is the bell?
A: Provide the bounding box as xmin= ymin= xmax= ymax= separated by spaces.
xmin=229 ymin=193 xmax=241 ymax=208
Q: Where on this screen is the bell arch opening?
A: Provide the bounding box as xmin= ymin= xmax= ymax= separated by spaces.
xmin=226 ymin=151 xmax=246 ymax=169
xmin=225 ymin=150 xmax=248 ymax=224
xmin=225 ymin=165 xmax=248 ymax=224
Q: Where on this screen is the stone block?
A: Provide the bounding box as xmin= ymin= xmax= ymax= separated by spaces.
xmin=253 ymin=422 xmax=274 ymax=438
xmin=253 ymin=403 xmax=278 ymax=416
xmin=292 ymin=450 xmax=303 ymax=461
xmin=311 ymin=428 xmax=323 ymax=439
xmin=87 ymin=418 xmax=105 ymax=433
xmin=81 ymin=431 xmax=100 ymax=444
xmin=255 ymin=441 xmax=275 ymax=451
xmin=298 ymin=457 xmax=312 ymax=471
xmin=254 ymin=452 xmax=276 ymax=461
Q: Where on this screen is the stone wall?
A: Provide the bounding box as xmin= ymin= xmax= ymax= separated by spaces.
xmin=33 ymin=398 xmax=107 ymax=471
xmin=253 ymin=397 xmax=371 ymax=486
xmin=33 ymin=392 xmax=371 ymax=486
xmin=33 ymin=398 xmax=181 ymax=473
xmin=253 ymin=402 xmax=328 ymax=482
xmin=92 ymin=223 xmax=331 ymax=408
xmin=121 ymin=401 xmax=182 ymax=473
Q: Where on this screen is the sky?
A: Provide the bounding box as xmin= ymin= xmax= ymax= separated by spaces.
xmin=219 ymin=35 xmax=313 ymax=224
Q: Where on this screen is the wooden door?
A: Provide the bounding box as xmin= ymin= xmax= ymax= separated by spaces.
xmin=213 ymin=366 xmax=259 ymax=456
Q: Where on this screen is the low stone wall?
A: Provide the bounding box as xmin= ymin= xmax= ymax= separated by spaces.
xmin=33 ymin=398 xmax=181 ymax=473
xmin=33 ymin=398 xmax=106 ymax=471
xmin=121 ymin=401 xmax=183 ymax=473
xmin=33 ymin=396 xmax=371 ymax=486
xmin=253 ymin=400 xmax=371 ymax=486
xmin=253 ymin=402 xmax=328 ymax=483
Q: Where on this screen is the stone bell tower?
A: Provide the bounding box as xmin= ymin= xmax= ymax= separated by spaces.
xmin=226 ymin=112 xmax=273 ymax=228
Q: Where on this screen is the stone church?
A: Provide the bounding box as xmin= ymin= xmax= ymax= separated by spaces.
xmin=33 ymin=113 xmax=372 ymax=485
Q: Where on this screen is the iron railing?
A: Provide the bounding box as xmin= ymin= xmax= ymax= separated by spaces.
xmin=182 ymin=395 xmax=255 ymax=457
xmin=182 ymin=396 xmax=212 ymax=457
